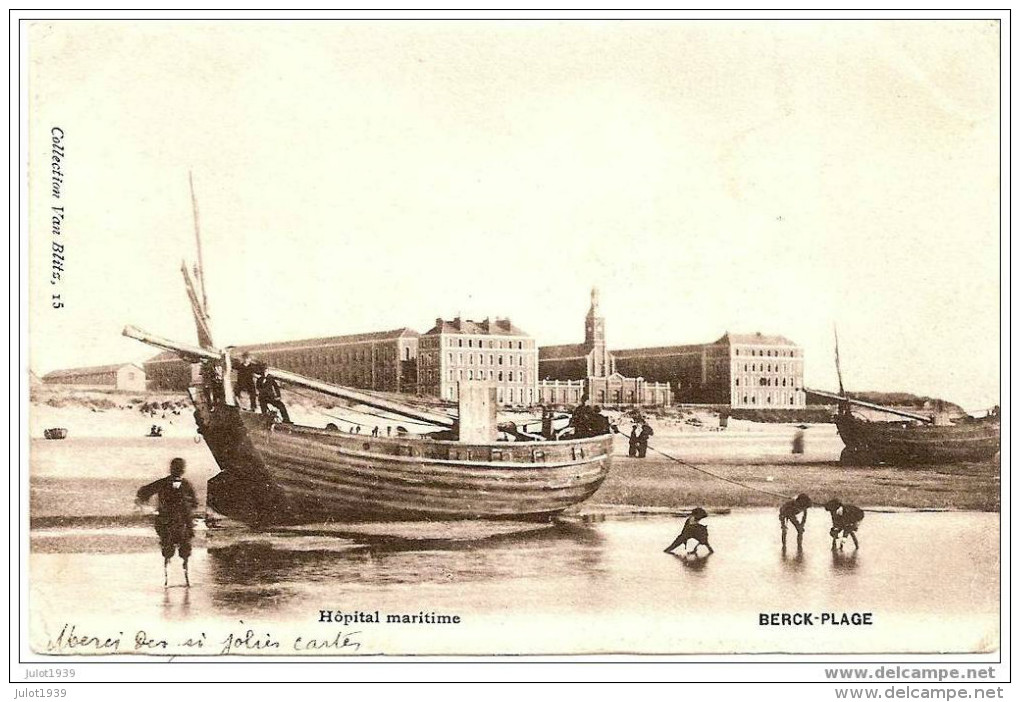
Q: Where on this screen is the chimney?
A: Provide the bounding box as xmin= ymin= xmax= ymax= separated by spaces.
xmin=454 ymin=315 xmax=462 ymax=331
xmin=435 ymin=317 xmax=443 ymax=331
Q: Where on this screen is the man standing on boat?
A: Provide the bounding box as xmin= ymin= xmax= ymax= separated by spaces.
xmin=257 ymin=364 xmax=291 ymax=423
xmin=235 ymin=351 xmax=258 ymax=411
xmin=135 ymin=457 xmax=199 ymax=587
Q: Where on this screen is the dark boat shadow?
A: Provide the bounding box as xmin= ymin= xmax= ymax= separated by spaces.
xmin=205 ymin=520 xmax=606 ymax=609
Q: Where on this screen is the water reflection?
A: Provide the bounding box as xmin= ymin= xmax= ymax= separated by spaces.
xmin=204 ymin=521 xmax=606 ymax=612
xmin=831 ymin=549 xmax=859 ymax=572
xmin=671 ymin=552 xmax=712 ymax=574
xmin=780 ymin=544 xmax=806 ymax=572
xmin=161 ymin=585 xmax=192 ymax=620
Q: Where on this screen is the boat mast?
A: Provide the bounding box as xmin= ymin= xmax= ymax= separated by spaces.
xmin=833 ymin=324 xmax=845 ymax=396
xmin=189 ymin=171 xmax=209 ymax=315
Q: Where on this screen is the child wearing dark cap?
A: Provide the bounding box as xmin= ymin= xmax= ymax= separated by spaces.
xmin=779 ymin=493 xmax=812 ymax=549
xmin=663 ymin=507 xmax=714 ymax=555
xmin=823 ymin=498 xmax=865 ymax=549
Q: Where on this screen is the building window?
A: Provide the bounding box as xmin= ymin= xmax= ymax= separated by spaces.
xmin=458 ymin=338 xmax=463 ymax=347
xmin=468 ymin=370 xmax=474 ymax=380
xmin=498 ymin=355 xmax=503 ymax=365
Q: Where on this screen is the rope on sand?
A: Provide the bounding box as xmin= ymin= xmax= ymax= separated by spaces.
xmin=645 ymin=444 xmax=794 ymax=500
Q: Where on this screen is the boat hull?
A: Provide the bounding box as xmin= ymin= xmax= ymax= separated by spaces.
xmin=195 ymin=400 xmax=613 ymax=526
xmin=836 ymin=412 xmax=1000 ymax=465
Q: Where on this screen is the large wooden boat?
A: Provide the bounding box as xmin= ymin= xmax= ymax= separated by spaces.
xmin=195 ymin=394 xmax=612 ymax=526
xmin=123 ymin=327 xmax=613 ymax=527
xmin=811 ymin=330 xmax=1000 ymax=466
xmin=834 ymin=405 xmax=1000 ymax=466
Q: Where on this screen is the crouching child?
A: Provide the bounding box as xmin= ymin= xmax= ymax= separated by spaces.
xmin=823 ymin=498 xmax=864 ymax=550
xmin=664 ymin=507 xmax=714 ymax=556
xmin=779 ymin=493 xmax=812 ymax=550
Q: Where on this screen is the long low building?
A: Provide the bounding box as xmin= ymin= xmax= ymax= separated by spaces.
xmin=145 ymin=328 xmax=420 ymax=393
xmin=42 ymin=363 xmax=147 ymax=392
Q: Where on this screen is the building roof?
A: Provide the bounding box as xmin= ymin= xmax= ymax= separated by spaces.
xmin=145 ymin=327 xmax=420 ymax=364
xmin=714 ymin=332 xmax=799 ymax=347
xmin=423 ymin=317 xmax=529 ymax=337
xmin=43 ymin=363 xmax=144 ymax=379
xmin=538 ymin=343 xmax=588 ymax=361
xmin=610 ymin=344 xmax=705 ymax=359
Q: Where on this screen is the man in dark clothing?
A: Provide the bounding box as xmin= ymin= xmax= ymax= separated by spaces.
xmin=664 ymin=507 xmax=714 ymax=556
xmin=779 ymin=493 xmax=812 ymax=550
xmin=200 ymin=360 xmax=226 ymax=406
xmin=256 ymin=367 xmax=291 ymax=423
xmin=235 ymin=352 xmax=258 ymax=411
xmin=636 ymin=422 xmax=654 ymax=457
xmin=823 ymin=498 xmax=865 ymax=550
xmin=628 ymin=425 xmax=640 ymax=457
xmin=136 ymin=457 xmax=199 ymax=587
xmin=569 ymin=403 xmax=594 ymax=438
xmin=541 ymin=407 xmax=554 ymax=440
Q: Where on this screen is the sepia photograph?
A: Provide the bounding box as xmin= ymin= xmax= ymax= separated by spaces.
xmin=15 ymin=10 xmax=1007 ymax=686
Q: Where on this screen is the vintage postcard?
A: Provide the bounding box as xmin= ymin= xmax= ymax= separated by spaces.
xmin=19 ymin=15 xmax=1005 ymax=672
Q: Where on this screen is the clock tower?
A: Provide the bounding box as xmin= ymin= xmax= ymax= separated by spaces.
xmin=584 ymin=287 xmax=614 ymax=378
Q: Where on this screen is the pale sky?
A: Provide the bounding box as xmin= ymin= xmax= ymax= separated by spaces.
xmin=26 ymin=20 xmax=1002 ymax=410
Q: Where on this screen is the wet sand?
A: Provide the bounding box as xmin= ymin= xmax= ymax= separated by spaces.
xmin=29 ymin=510 xmax=998 ymax=656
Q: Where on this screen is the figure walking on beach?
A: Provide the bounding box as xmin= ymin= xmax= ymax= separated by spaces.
xmin=823 ymin=498 xmax=865 ymax=550
xmin=136 ymin=458 xmax=199 ymax=587
xmin=663 ymin=507 xmax=714 ymax=556
xmin=628 ymin=425 xmax=640 ymax=457
xmin=779 ymin=493 xmax=812 ymax=550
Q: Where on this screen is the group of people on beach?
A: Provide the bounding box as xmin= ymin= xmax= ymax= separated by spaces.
xmin=664 ymin=494 xmax=865 ymax=557
xmin=627 ymin=422 xmax=654 ymax=458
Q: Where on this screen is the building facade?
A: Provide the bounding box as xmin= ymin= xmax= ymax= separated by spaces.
xmin=613 ymin=332 xmax=805 ymax=408
xmin=42 ymin=363 xmax=147 ymax=392
xmin=145 ymin=328 xmax=420 ymax=393
xmin=417 ymin=317 xmax=538 ymax=406
xmin=538 ymin=289 xmax=672 ymax=407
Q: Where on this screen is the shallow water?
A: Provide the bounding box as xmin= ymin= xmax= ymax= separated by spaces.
xmin=28 ymin=510 xmax=999 ymax=655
